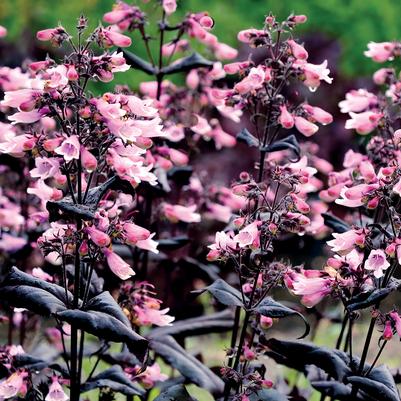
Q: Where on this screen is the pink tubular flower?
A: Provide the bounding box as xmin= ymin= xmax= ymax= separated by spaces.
xmin=327 ymin=230 xmax=364 ymax=253
xmin=123 ymin=222 xmax=151 ymax=245
xmin=136 ymin=233 xmax=159 ymax=254
xmin=260 ymin=316 xmax=273 ymax=330
xmin=364 ymin=42 xmax=395 ymax=62
xmin=135 ymin=363 xmax=169 ymax=388
xmin=383 ymin=321 xmax=393 ymax=341
xmin=162 ymin=0 xmax=177 ymax=15
xmin=364 ymin=249 xmax=390 ymax=278
xmin=389 ymin=311 xmax=401 ymax=338
xmin=373 ymin=68 xmax=394 ymax=85
xmin=339 ymin=89 xmax=377 ymax=113
xmin=235 ymin=221 xmax=261 ymax=248
xmin=0 ymin=25 xmax=7 ymax=37
xmin=303 ymin=105 xmax=333 ymax=125
xmin=36 ymin=26 xmax=68 ymax=46
xmin=85 ymin=226 xmax=111 ymax=248
xmin=297 ymin=60 xmax=332 ymax=88
xmin=1 ymin=89 xmax=42 ymax=111
xmin=32 ymin=267 xmax=53 ymax=282
xmin=213 ymin=43 xmax=238 ymax=60
xmin=294 ymin=116 xmax=319 ymax=137
xmin=55 ymin=135 xmax=80 ymax=161
xmin=0 ymin=371 xmax=28 ymax=399
xmin=287 ymin=39 xmax=308 ymax=60
xmin=345 ymin=111 xmax=383 ymax=135
xmin=279 ymin=105 xmax=294 ymax=129
xmin=30 ymin=157 xmax=60 ymax=179
xmin=234 ymin=66 xmax=266 ymax=95
xmin=103 ymin=248 xmax=135 ymax=280
xmin=45 ymin=377 xmax=68 ymax=401
xmin=291 ymin=274 xmax=332 ymax=307
xmin=80 ymin=146 xmax=97 ymax=172
xmin=97 ymin=27 xmax=131 ymax=48
xmin=163 ymin=203 xmax=201 ymax=223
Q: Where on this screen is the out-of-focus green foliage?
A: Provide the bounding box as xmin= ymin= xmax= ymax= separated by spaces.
xmin=1 ymin=0 xmax=401 ymax=77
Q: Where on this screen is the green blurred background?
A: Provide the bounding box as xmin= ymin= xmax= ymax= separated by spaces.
xmin=1 ymin=0 xmax=401 ymax=77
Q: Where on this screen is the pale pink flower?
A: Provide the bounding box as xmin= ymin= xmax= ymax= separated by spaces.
xmin=303 ymin=105 xmax=333 ymax=125
xmin=373 ymin=68 xmax=394 ymax=85
xmin=103 ymin=248 xmax=135 ymax=280
xmin=97 ymin=27 xmax=132 ymax=48
xmin=364 ymin=42 xmax=395 ymax=62
xmin=0 ymin=26 xmax=7 ymax=37
xmin=235 ymin=221 xmax=261 ymax=248
xmin=0 ymin=233 xmax=27 ymax=252
xmin=339 ymin=89 xmax=377 ymax=113
xmin=80 ymin=146 xmax=97 ymax=172
xmin=237 ymin=29 xmax=265 ymax=44
xmin=234 ymin=66 xmax=266 ymax=95
xmin=162 ymin=0 xmax=177 ymax=15
xmin=345 ymin=111 xmax=383 ymax=135
xmin=291 ymin=274 xmax=332 ymax=307
xmin=294 ymin=116 xmax=318 ymax=137
xmin=32 ymin=267 xmax=53 ymax=282
xmin=8 ymin=110 xmax=42 ymax=124
xmin=279 ymin=105 xmax=294 ymax=129
xmin=136 ymin=232 xmax=159 ymax=254
xmin=213 ymin=43 xmax=238 ymax=60
xmin=136 ymin=363 xmax=168 ymax=388
xmin=45 ymin=377 xmax=69 ymax=401
xmin=163 ymin=203 xmax=201 ymax=223
xmin=30 ymin=157 xmax=60 ymax=179
xmin=327 ymin=230 xmax=362 ymax=253
xmin=287 ymin=39 xmax=308 ymax=60
xmin=85 ymin=226 xmax=111 ymax=248
xmin=55 ymin=135 xmax=80 ymax=161
xmin=27 ymin=180 xmax=63 ymax=203
xmin=0 ymin=371 xmax=27 ymax=399
xmin=123 ymin=222 xmax=151 ymax=245
xmin=134 ymin=306 xmax=174 ymax=327
xmin=1 ymin=89 xmax=42 ymax=110
xmin=296 ymin=60 xmax=332 ymax=88
xmin=365 ymin=249 xmax=390 ymax=278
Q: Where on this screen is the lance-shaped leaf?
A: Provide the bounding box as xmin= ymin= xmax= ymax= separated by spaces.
xmin=167 ymin=166 xmax=193 ymax=186
xmin=0 ymin=267 xmax=71 ymax=316
xmin=121 ymin=48 xmax=157 ymax=75
xmin=148 ymin=309 xmax=234 ymax=339
xmin=161 ymin=53 xmax=213 ymax=75
xmin=255 ymin=297 xmax=310 ymax=339
xmin=322 ymin=213 xmax=350 ymax=233
xmin=261 ymin=134 xmax=300 ymax=161
xmin=193 ymin=279 xmax=244 ymax=307
xmin=344 ymin=364 xmax=400 ymax=401
xmin=56 ymin=292 xmax=148 ymax=361
xmin=81 ymin=366 xmax=144 ymax=396
xmin=47 ymin=176 xmax=136 ymax=222
xmin=154 ymin=384 xmax=197 ymax=401
xmin=158 ymin=236 xmax=190 ymax=252
xmin=264 ymin=339 xmax=352 ymax=382
xmin=150 ymin=336 xmax=224 ymax=395
xmin=236 ymin=128 xmax=259 ymax=147
xmin=346 ymin=280 xmax=401 ymax=312
xmin=249 ymin=389 xmax=289 ymax=401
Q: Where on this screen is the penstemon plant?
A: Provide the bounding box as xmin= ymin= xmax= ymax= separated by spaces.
xmin=1 ymin=2 xmax=401 ymax=401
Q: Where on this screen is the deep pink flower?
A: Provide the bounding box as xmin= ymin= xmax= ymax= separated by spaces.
xmin=383 ymin=320 xmax=393 ymax=341
xmin=97 ymin=27 xmax=132 ymax=48
xmin=389 ymin=311 xmax=401 ymax=338
xmin=0 ymin=25 xmax=7 ymax=38
xmin=291 ymin=274 xmax=332 ymax=307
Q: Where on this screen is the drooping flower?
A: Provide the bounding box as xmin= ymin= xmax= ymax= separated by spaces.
xmin=103 ymin=248 xmax=135 ymax=280
xmin=45 ymin=377 xmax=69 ymax=401
xmin=163 ymin=203 xmax=201 ymax=223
